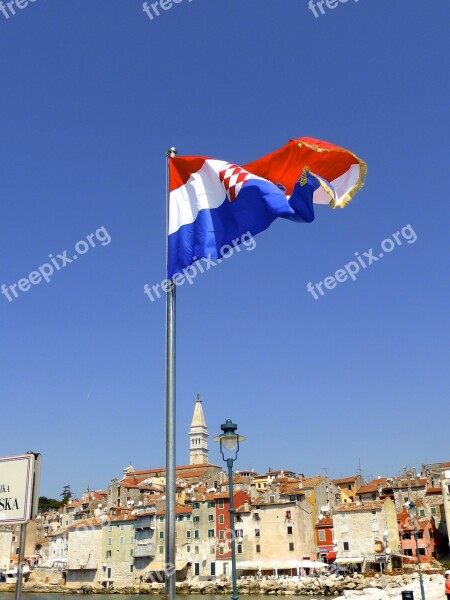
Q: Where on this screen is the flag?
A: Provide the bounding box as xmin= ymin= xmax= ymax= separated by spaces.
xmin=168 ymin=137 xmax=366 ymax=278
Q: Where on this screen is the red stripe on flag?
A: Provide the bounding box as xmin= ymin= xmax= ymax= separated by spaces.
xmin=244 ymin=138 xmax=361 ymax=196
xmin=169 ymin=157 xmax=207 ymax=192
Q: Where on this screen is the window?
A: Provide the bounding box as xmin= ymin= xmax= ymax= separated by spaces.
xmin=237 ymin=543 xmax=243 ymax=554
xmin=429 ymin=530 xmax=434 ymax=539
xmin=372 ymin=493 xmax=377 ymax=500
xmin=186 ymin=530 xmax=191 ymax=539
xmin=289 ymin=542 xmax=295 ymax=551
xmin=108 ymin=525 xmax=112 ymax=532
xmin=130 ymin=536 xmax=134 ymax=543
xmin=106 ymin=550 xmax=112 ymax=558
xmin=209 ymin=515 xmax=214 ymax=522
xmin=305 ymin=490 xmax=311 ymax=498
xmin=119 ymin=536 xmax=124 ymax=544
xmin=402 ymin=532 xmax=411 ymax=540
xmin=193 ymin=502 xmax=200 ymax=509
xmin=208 ymin=501 xmax=215 ymax=508
xmin=255 ymin=529 xmax=260 ymax=537
xmin=159 ymin=545 xmax=164 ymax=554
xmin=219 ymin=530 xmax=225 ymax=539
xmin=178 ymin=515 xmax=184 ymax=522
xmin=287 ymin=526 xmax=293 ymax=535
xmin=219 ymin=546 xmax=225 ymax=555
xmin=159 ymin=531 xmax=164 ymax=539
xmin=416 ymin=532 xmax=424 ymax=540
xmin=289 ymin=495 xmax=296 ymax=502
xmin=194 ymin=530 xmax=199 ymax=539
xmin=318 ymin=530 xmax=325 ymax=541
xmin=186 ymin=514 xmax=191 ymax=520
xmin=208 ymin=529 xmax=215 ymax=538
xmin=418 ymin=547 xmax=426 ymax=556
xmin=348 ymin=484 xmax=353 ymax=490
xmin=253 ymin=512 xmax=260 ymax=520
xmin=218 ymin=500 xmax=224 ymax=509
xmin=130 ymin=549 xmax=134 ymax=557
xmin=419 ymin=509 xmax=426 ymax=517
xmin=194 ymin=545 xmax=199 ymax=554
xmin=120 ymin=524 xmax=125 ymax=531
xmin=219 ymin=515 xmax=224 ymax=524
xmin=269 ymin=495 xmax=275 ymax=503
xmin=256 ymin=544 xmax=261 ymax=553
xmin=210 ymin=545 xmax=215 ymax=555
xmin=235 ymin=529 xmax=243 ymax=538
xmin=404 ymin=549 xmax=413 ymax=557
xmin=431 ymin=507 xmax=437 ymax=515
xmin=159 ymin=516 xmax=164 ymax=522
xmin=108 ymin=537 xmax=112 ymax=545
xmin=343 ymin=542 xmax=349 ymax=551
xmin=193 ymin=516 xmax=200 ymax=524
xmin=130 ymin=565 xmax=134 ymax=573
xmin=286 ymin=510 xmax=292 ymax=519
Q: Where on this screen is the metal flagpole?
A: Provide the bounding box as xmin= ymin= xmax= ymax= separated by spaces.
xmin=165 ymin=147 xmax=177 ymax=600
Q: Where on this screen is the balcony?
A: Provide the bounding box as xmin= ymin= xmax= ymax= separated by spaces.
xmin=135 ymin=517 xmax=156 ymax=530
xmin=67 ymin=559 xmax=98 ymax=570
xmin=134 ymin=542 xmax=154 ymax=558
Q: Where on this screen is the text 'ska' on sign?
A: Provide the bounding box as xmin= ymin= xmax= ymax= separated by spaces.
xmin=0 ymin=454 xmax=35 ymax=525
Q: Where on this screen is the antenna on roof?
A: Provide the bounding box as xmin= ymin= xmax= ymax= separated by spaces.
xmin=357 ymin=458 xmax=363 ymax=478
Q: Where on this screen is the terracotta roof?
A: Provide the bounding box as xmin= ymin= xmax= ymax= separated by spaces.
xmin=316 ymin=517 xmax=333 ymax=527
xmin=300 ymin=476 xmax=326 ymax=488
xmin=334 ymin=501 xmax=385 ymax=513
xmin=126 ymin=464 xmax=220 ymax=476
xmin=47 ymin=528 xmax=68 ymax=537
xmin=108 ymin=514 xmax=136 ymax=523
xmin=67 ymin=518 xmax=102 ymax=530
xmin=357 ymin=479 xmax=388 ymax=495
xmin=332 ymin=476 xmax=360 ymax=485
xmin=426 ymin=487 xmax=442 ymax=495
xmin=392 ymin=478 xmax=427 ymax=489
xmin=397 ymin=510 xmax=431 ymax=531
xmin=156 ymin=505 xmax=192 ymax=517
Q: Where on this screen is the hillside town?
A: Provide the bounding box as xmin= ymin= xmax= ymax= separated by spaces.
xmin=1 ymin=398 xmax=449 ymax=591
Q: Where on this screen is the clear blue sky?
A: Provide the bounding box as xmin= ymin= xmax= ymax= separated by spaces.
xmin=1 ymin=0 xmax=449 ymax=500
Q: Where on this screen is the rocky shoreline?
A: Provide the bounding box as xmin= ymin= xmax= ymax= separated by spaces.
xmin=0 ymin=572 xmax=445 ymax=597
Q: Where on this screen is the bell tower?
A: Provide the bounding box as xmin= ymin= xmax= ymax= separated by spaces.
xmin=189 ymin=393 xmax=209 ymax=465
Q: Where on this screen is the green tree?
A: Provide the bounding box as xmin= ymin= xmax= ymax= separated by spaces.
xmin=60 ymin=484 xmax=73 ymax=506
xmin=38 ymin=496 xmax=61 ymax=513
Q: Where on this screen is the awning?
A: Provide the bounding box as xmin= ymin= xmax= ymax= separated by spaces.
xmin=237 ymin=560 xmax=299 ymax=571
xmin=335 ymin=557 xmax=364 ymax=564
xmin=326 ymin=552 xmax=337 ymax=561
xmin=144 ymin=560 xmax=189 ymax=572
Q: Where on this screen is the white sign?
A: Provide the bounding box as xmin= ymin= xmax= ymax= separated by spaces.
xmin=0 ymin=454 xmax=35 ymax=525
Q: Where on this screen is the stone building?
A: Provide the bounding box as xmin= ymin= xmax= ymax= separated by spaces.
xmin=235 ymin=486 xmax=316 ymax=575
xmin=66 ymin=517 xmax=103 ymax=587
xmin=332 ymin=475 xmax=363 ymax=504
xmin=101 ymin=512 xmax=136 ymax=587
xmin=0 ymin=527 xmax=12 ymax=571
xmin=333 ymin=498 xmax=401 ymax=572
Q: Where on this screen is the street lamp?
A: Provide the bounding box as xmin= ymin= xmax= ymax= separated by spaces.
xmin=213 ymin=420 xmax=245 ymax=600
xmin=407 ymin=502 xmax=426 ymax=600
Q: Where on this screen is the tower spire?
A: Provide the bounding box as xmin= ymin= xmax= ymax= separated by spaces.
xmin=189 ymin=393 xmax=208 ymax=465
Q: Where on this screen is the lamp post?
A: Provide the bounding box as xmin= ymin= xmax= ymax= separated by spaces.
xmin=407 ymin=502 xmax=426 ymax=600
xmin=213 ymin=420 xmax=245 ymax=600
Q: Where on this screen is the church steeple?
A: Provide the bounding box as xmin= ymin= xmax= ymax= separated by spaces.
xmin=189 ymin=393 xmax=209 ymax=465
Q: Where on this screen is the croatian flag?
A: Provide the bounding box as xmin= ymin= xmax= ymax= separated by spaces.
xmin=168 ymin=137 xmax=366 ymax=278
